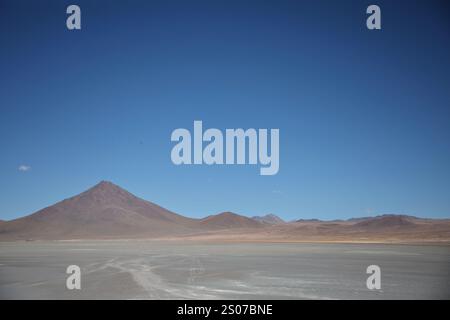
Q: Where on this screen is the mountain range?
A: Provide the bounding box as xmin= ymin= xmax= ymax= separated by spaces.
xmin=1 ymin=181 xmax=449 ymax=243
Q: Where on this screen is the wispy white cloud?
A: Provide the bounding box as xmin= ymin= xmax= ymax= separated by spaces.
xmin=18 ymin=165 xmax=31 ymax=172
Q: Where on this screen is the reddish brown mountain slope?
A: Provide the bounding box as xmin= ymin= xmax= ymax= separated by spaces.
xmin=199 ymin=212 xmax=264 ymax=230
xmin=0 ymin=181 xmax=198 ymax=240
xmin=353 ymin=214 xmax=416 ymax=230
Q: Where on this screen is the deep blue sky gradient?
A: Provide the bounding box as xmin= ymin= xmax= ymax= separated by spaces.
xmin=1 ymin=0 xmax=449 ymax=220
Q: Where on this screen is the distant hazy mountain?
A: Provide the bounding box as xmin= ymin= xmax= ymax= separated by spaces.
xmin=295 ymin=218 xmax=322 ymax=223
xmin=251 ymin=214 xmax=285 ymax=224
xmin=295 ymin=215 xmax=420 ymax=225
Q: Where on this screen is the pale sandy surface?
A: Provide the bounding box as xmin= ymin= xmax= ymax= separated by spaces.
xmin=0 ymin=240 xmax=449 ymax=299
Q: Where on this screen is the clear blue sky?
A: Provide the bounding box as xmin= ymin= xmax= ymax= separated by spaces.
xmin=1 ymin=0 xmax=449 ymax=221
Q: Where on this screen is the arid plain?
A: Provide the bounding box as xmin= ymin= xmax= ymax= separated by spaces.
xmin=1 ymin=241 xmax=449 ymax=299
